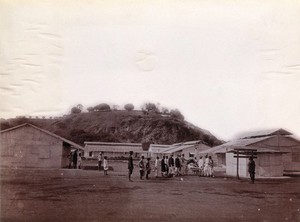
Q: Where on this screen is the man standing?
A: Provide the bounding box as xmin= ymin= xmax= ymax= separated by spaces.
xmin=98 ymin=152 xmax=103 ymax=171
xmin=154 ymin=156 xmax=160 ymax=177
xmin=138 ymin=156 xmax=145 ymax=180
xmin=175 ymin=154 xmax=181 ymax=176
xmin=128 ymin=151 xmax=134 ymax=182
xmin=73 ymin=150 xmax=78 ymax=169
xmin=248 ymin=156 xmax=256 ymax=184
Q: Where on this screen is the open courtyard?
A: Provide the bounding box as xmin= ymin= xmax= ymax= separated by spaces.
xmin=1 ymin=165 xmax=300 ymax=222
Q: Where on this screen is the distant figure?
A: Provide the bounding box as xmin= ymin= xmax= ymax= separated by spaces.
xmin=138 ymin=156 xmax=145 ymax=180
xmin=168 ymin=154 xmax=175 ymax=176
xmin=204 ymin=155 xmax=209 ymax=176
xmin=181 ymin=154 xmax=187 ymax=175
xmin=248 ymin=156 xmax=256 ymax=184
xmin=146 ymin=158 xmax=151 ymax=179
xmin=67 ymin=152 xmax=73 ymax=169
xmin=198 ymin=156 xmax=204 ymax=176
xmin=103 ymin=156 xmax=109 ymax=175
xmin=154 ymin=156 xmax=160 ymax=177
xmin=98 ymin=152 xmax=103 ymax=171
xmin=165 ymin=156 xmax=169 ymax=176
xmin=73 ymin=150 xmax=78 ymax=169
xmin=128 ymin=151 xmax=134 ymax=182
xmin=161 ymin=155 xmax=166 ymax=177
xmin=175 ymin=154 xmax=181 ymax=176
xmin=77 ymin=153 xmax=82 ymax=169
xmin=208 ymin=156 xmax=214 ymax=177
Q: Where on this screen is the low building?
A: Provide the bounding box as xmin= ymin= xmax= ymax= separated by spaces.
xmin=148 ymin=144 xmax=171 ymax=157
xmin=83 ymin=142 xmax=149 ymax=159
xmin=201 ymin=128 xmax=300 ymax=177
xmin=0 ymin=123 xmax=83 ymax=168
xmin=159 ymin=140 xmax=211 ymax=159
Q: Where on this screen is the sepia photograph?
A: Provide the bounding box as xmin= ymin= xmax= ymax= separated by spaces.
xmin=1 ymin=1 xmax=300 ymax=221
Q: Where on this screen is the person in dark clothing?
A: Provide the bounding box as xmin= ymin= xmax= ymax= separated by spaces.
xmin=168 ymin=155 xmax=175 ymax=176
xmin=128 ymin=151 xmax=134 ymax=182
xmin=145 ymin=158 xmax=151 ymax=179
xmin=248 ymin=156 xmax=256 ymax=184
xmin=138 ymin=156 xmax=145 ymax=180
xmin=161 ymin=155 xmax=166 ymax=177
xmin=72 ymin=150 xmax=78 ymax=169
xmin=175 ymin=155 xmax=181 ymax=176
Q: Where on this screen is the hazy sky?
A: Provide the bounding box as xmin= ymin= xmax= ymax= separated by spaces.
xmin=1 ymin=1 xmax=300 ymax=140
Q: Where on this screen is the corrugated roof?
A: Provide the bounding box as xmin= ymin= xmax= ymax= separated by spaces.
xmin=162 ymin=144 xmax=195 ymax=154
xmin=200 ymin=136 xmax=273 ymax=154
xmin=0 ymin=123 xmax=84 ymax=150
xmin=237 ymin=128 xmax=291 ymax=139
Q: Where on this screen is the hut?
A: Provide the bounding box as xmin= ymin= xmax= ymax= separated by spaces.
xmin=201 ymin=128 xmax=300 ymax=177
xmin=0 ymin=123 xmax=83 ymax=168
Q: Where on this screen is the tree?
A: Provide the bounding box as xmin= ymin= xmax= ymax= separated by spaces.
xmin=124 ymin=103 xmax=134 ymax=111
xmin=170 ymin=109 xmax=184 ymax=120
xmin=71 ymin=106 xmax=81 ymax=114
xmin=76 ymin=104 xmax=83 ymax=111
xmin=94 ymin=103 xmax=111 ymax=111
xmin=87 ymin=107 xmax=94 ymax=112
xmin=141 ymin=102 xmax=159 ymax=113
xmin=161 ymin=107 xmax=169 ymax=114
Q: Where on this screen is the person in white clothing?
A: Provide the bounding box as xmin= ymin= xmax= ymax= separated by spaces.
xmin=204 ymin=155 xmax=210 ymax=177
xmin=198 ymin=156 xmax=204 ymax=176
xmin=103 ymin=156 xmax=109 ymax=175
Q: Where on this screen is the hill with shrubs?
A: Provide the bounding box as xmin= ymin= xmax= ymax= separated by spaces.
xmin=0 ymin=103 xmax=223 ymax=146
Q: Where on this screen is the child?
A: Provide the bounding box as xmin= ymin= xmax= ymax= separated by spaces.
xmin=103 ymin=156 xmax=109 ymax=175
xmin=146 ymin=158 xmax=151 ymax=179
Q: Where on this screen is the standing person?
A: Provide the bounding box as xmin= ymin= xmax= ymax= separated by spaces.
xmin=181 ymin=154 xmax=187 ymax=175
xmin=168 ymin=155 xmax=175 ymax=177
xmin=208 ymin=156 xmax=214 ymax=177
xmin=77 ymin=152 xmax=82 ymax=169
xmin=73 ymin=150 xmax=78 ymax=169
xmin=175 ymin=154 xmax=181 ymax=176
xmin=248 ymin=156 xmax=256 ymax=184
xmin=128 ymin=151 xmax=134 ymax=182
xmin=145 ymin=158 xmax=151 ymax=179
xmin=67 ymin=151 xmax=73 ymax=169
xmin=98 ymin=152 xmax=103 ymax=171
xmin=154 ymin=156 xmax=160 ymax=177
xmin=204 ymin=155 xmax=210 ymax=177
xmin=103 ymin=156 xmax=109 ymax=175
xmin=165 ymin=156 xmax=169 ymax=176
xmin=161 ymin=155 xmax=166 ymax=177
xmin=138 ymin=156 xmax=145 ymax=180
xmin=198 ymin=156 xmax=204 ymax=176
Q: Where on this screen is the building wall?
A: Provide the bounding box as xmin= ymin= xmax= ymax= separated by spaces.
xmin=253 ymin=136 xmax=300 ymax=172
xmin=83 ymin=145 xmax=148 ymax=159
xmin=0 ymin=126 xmax=66 ymax=168
xmin=256 ymin=154 xmax=283 ymax=177
xmin=225 ymin=152 xmax=283 ymax=177
xmin=226 ymin=153 xmax=248 ymax=177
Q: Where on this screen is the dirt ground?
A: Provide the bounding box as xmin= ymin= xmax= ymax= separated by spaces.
xmin=1 ymin=166 xmax=300 ymax=222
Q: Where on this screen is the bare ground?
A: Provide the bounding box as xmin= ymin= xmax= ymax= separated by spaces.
xmin=1 ymin=167 xmax=300 ymax=222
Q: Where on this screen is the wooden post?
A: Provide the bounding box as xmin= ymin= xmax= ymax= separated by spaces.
xmin=236 ymin=150 xmax=240 ymax=180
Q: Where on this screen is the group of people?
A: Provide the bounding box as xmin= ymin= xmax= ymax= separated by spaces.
xmin=67 ymin=150 xmax=82 ymax=169
xmin=97 ymin=152 xmax=109 ymax=175
xmin=127 ymin=151 xmax=216 ymax=182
